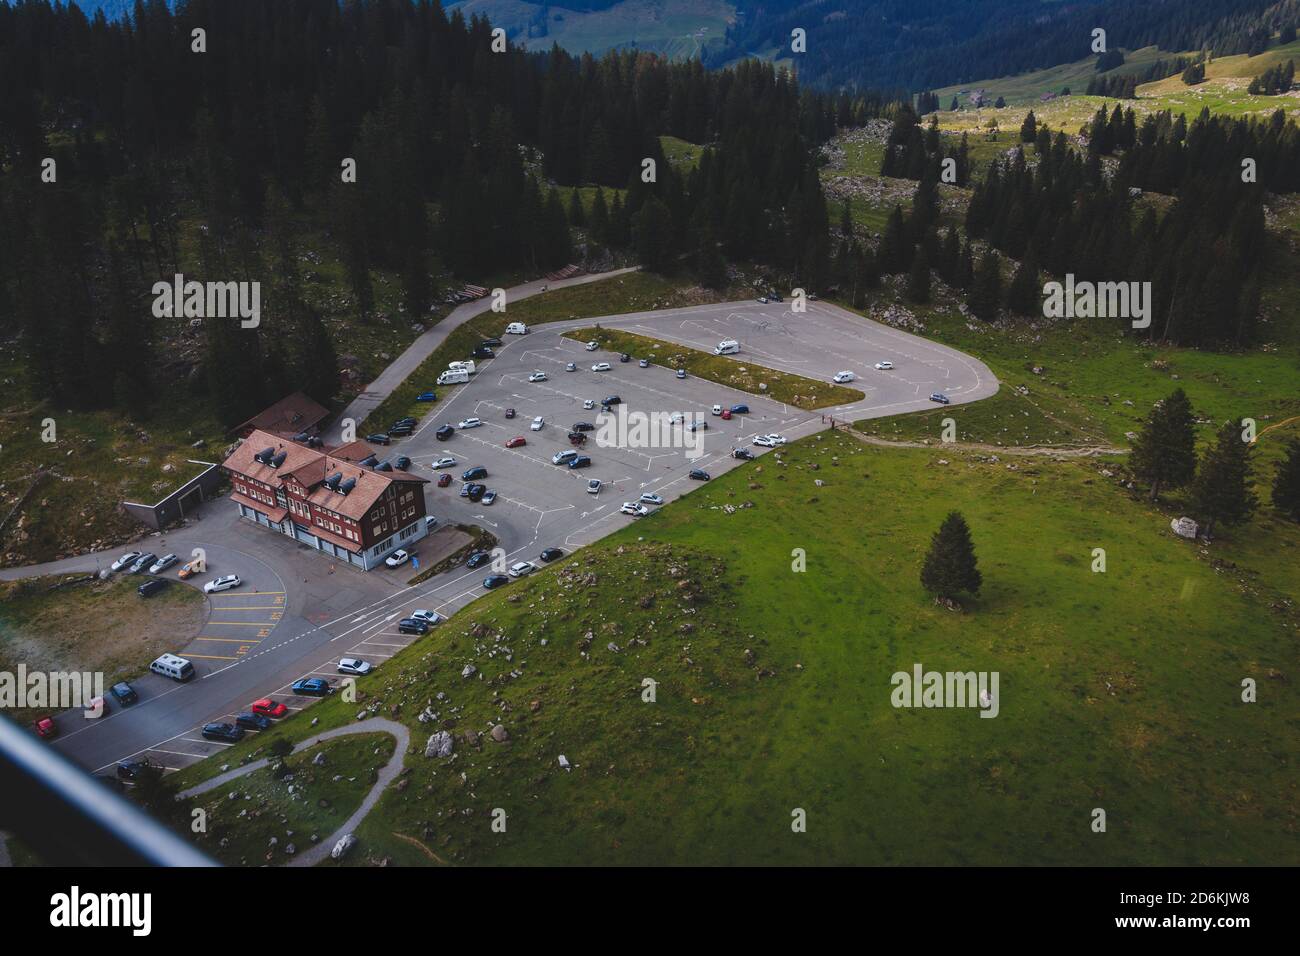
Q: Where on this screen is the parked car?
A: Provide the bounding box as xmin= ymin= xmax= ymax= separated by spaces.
xmin=116 ymin=758 xmax=161 ymax=781
xmin=458 ymin=417 xmax=483 ymax=429
xmin=388 ymin=423 xmax=413 ymax=436
xmin=505 ymin=436 xmax=527 ymax=448
xmin=290 ymin=678 xmax=332 ymax=697
xmin=128 ymin=553 xmax=157 ymax=574
xmin=591 ymin=362 xmax=611 ymax=372
xmin=687 ymin=420 xmax=708 ymax=432
xmin=375 ymin=461 xmax=393 ymax=472
xmin=620 ymin=502 xmax=650 ymax=517
xmin=711 ymin=404 xmax=723 ymax=416
xmin=676 ymin=369 xmax=687 ymax=379
xmin=528 ymin=371 xmax=547 ymax=382
xmin=411 ymin=609 xmax=443 ymax=626
xmin=572 ymin=421 xmax=595 ymax=432
xmin=603 ymin=395 xmax=621 ymax=406
xmin=566 ymin=362 xmax=577 ymax=371
xmin=397 ymin=614 xmax=424 ymax=631
xmin=568 ymin=431 xmax=587 ymax=446
xmin=109 ymin=681 xmax=137 ymax=705
xmin=753 ymin=435 xmax=778 ymax=448
xmin=201 ymin=722 xmax=244 ymax=743
xmin=393 ymin=417 xmax=417 ymax=427
xmin=367 ymin=433 xmax=391 ymax=445
xmin=250 ymin=698 xmax=288 ymax=718
xmin=482 ymin=490 xmax=498 ymax=505
xmin=178 ymin=560 xmax=201 ymax=579
xmin=394 ymin=456 xmax=411 ymax=470
xmin=111 ymin=551 xmax=143 ymax=572
xmin=639 ymin=493 xmax=664 ymax=506
xmin=929 ymin=392 xmax=951 ymax=404
xmin=482 ymin=574 xmax=510 ymax=589
xmin=639 ymin=358 xmax=649 ymax=368
xmin=586 ymin=478 xmax=602 ymax=495
xmin=338 ymin=657 xmax=374 ymax=676
xmin=585 ymin=341 xmax=599 ymax=351
xmin=505 ymin=407 xmax=516 ymax=419
xmin=385 ymin=549 xmax=410 ymax=568
xmin=619 ymin=353 xmax=630 ymax=363
xmin=720 ymin=409 xmax=733 ymax=420
xmin=465 ymin=483 xmax=486 ymax=502
xmin=688 ymin=469 xmax=711 ymax=481
xmin=417 ymin=391 xmax=438 ymax=402
xmin=472 ymin=346 xmax=494 ymax=358
xmin=432 ymin=456 xmax=457 ymax=469
xmin=437 ymin=473 xmax=453 ymax=487
xmin=552 ymin=449 xmax=579 ymax=466
xmin=567 ymin=455 xmax=592 ymax=469
xmin=729 ymin=404 xmax=750 ymax=415
xmin=732 ymin=447 xmax=755 ymax=460
xmin=148 ymin=553 xmax=178 ymax=574
xmin=137 ymin=578 xmax=169 ymax=598
xmin=204 ymin=574 xmax=241 ymax=593
xmin=874 ymin=361 xmax=894 ymax=370
xmin=466 ymin=551 xmax=492 ymax=569
xmin=583 ymin=399 xmax=596 ymax=409
xmin=833 ymin=370 xmax=856 ymax=383
xmin=530 ymin=416 xmax=544 ymax=431
xmin=436 ymin=424 xmax=454 ymax=441
xmin=235 ymin=712 xmax=272 ymax=732
xmin=462 ymin=466 xmax=488 ymax=480
xmin=540 ymin=547 xmax=564 ymax=562
xmin=481 ymin=337 xmax=503 ymax=347
xmin=33 ymin=716 xmax=57 ymax=739
xmin=508 ymin=561 xmax=537 ymax=578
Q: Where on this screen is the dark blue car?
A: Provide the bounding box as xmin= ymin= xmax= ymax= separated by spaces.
xmin=291 ymin=678 xmax=332 ymax=697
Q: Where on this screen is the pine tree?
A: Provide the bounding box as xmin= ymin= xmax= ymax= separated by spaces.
xmin=1190 ymin=419 xmax=1257 ymax=538
xmin=920 ymin=511 xmax=982 ymax=600
xmin=878 ymin=205 xmax=909 ymax=274
xmin=1020 ymin=110 xmax=1037 ymax=143
xmin=1272 ymin=440 xmax=1300 ymax=522
xmin=633 ymin=196 xmax=674 ymax=274
xmin=1129 ymin=388 xmax=1197 ymax=502
xmin=906 ymin=245 xmax=931 ymax=303
xmin=567 ymin=188 xmax=585 ymax=227
xmin=968 ymin=249 xmax=1002 ymax=320
xmin=1004 ymin=253 xmax=1039 ymax=316
xmin=696 ymin=223 xmax=727 ymax=290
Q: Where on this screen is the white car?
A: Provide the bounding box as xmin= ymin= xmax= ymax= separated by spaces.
xmin=765 ymin=433 xmax=787 ymax=445
xmin=711 ymin=404 xmax=723 ymax=416
xmin=585 ymin=341 xmax=599 ymax=351
xmin=410 ymin=609 xmax=443 ymax=626
xmin=111 ymin=551 xmax=143 ymax=572
xmin=874 ymin=361 xmax=894 ymax=370
xmin=565 ymin=362 xmax=576 ymax=371
xmin=457 ymin=417 xmax=482 ymax=429
xmin=204 ymin=574 xmax=242 ymax=593
xmin=149 ymin=554 xmax=179 ymax=574
xmin=552 ymin=449 xmax=579 ymax=465
xmin=621 ymin=502 xmax=650 ymax=517
xmin=757 ymin=296 xmax=768 ymax=304
xmin=530 ymin=416 xmax=544 ymax=431
xmin=591 ymin=362 xmax=611 ymax=372
xmin=833 ymin=370 xmax=856 ymax=383
xmin=528 ymin=371 xmax=547 ymax=382
xmin=508 ymin=561 xmax=537 ymax=578
xmin=583 ymin=399 xmax=596 ymax=410
xmin=586 ymin=479 xmax=601 ymax=495
xmin=669 ymin=412 xmax=686 ymax=424
xmin=432 ymin=456 xmax=457 ymax=469
xmin=753 ymin=435 xmax=778 ymax=448
xmin=385 ymin=549 xmax=410 ymax=568
xmin=338 ymin=658 xmax=373 ymax=676
xmin=639 ymin=493 xmax=664 ymax=506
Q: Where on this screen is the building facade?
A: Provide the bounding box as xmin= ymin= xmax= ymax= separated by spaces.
xmin=222 ymin=429 xmax=429 ymax=570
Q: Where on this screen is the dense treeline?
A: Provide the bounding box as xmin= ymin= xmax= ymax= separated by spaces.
xmin=706 ymin=0 xmax=1288 ymax=92
xmin=880 ymin=107 xmax=972 ymax=186
xmin=1248 ymin=58 xmax=1296 ymax=92
xmin=1085 ymin=56 xmax=1195 ymax=97
xmin=0 ymin=0 xmax=885 ymax=426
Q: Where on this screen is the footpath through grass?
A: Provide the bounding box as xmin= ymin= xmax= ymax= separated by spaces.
xmin=169 ymin=429 xmax=1298 ymax=865
xmin=565 ymin=327 xmax=864 ymax=410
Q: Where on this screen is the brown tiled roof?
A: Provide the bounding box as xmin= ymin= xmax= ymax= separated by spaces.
xmin=327 ymin=440 xmax=378 ymax=463
xmin=232 ymin=391 xmax=330 ymax=437
xmin=223 ymin=430 xmax=426 ymax=522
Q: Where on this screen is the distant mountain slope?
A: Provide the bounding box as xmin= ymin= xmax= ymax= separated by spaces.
xmin=706 ymin=0 xmax=1297 ymax=91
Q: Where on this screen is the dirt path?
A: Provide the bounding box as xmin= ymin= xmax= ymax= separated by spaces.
xmin=178 ymin=717 xmax=411 ymax=868
xmin=844 ymin=427 xmax=1127 ymax=458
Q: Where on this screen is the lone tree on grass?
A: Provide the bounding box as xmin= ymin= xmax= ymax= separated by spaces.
xmin=1272 ymin=440 xmax=1300 ymax=522
xmin=1129 ymin=388 xmax=1197 ymax=502
xmin=1190 ymin=420 xmax=1257 ymax=539
xmin=920 ymin=511 xmax=982 ymax=601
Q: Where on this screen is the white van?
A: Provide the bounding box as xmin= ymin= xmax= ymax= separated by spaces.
xmin=437 ymin=369 xmax=470 ymax=386
xmin=447 ymin=360 xmax=476 ymax=375
xmin=505 ymin=322 xmax=528 ymax=335
xmin=150 ymin=653 xmax=195 ymax=682
xmin=713 ymin=340 xmax=740 ymax=355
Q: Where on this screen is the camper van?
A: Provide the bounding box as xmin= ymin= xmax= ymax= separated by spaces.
xmin=437 ymin=369 xmax=470 ymax=386
xmin=713 ymin=339 xmax=740 ymax=356
xmin=149 ymin=653 xmax=195 ymax=682
xmin=505 ymin=322 xmax=528 ymax=335
xmin=447 ymin=360 xmax=476 ymax=375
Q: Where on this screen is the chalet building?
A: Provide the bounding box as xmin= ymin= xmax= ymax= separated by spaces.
xmin=222 ymin=429 xmax=429 ymax=570
xmin=231 ymin=391 xmax=330 ymax=441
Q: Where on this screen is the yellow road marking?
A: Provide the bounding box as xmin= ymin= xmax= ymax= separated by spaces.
xmin=206 ymin=605 xmax=286 ymax=610
xmin=207 ymin=621 xmax=278 ymax=626
xmin=186 ymin=653 xmax=240 ymax=660
xmin=196 ymin=637 xmax=263 ymax=643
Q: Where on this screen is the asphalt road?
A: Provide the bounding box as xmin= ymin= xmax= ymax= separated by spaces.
xmin=33 ymin=297 xmax=996 ymax=780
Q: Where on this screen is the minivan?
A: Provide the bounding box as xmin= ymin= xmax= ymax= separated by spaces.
xmin=462 ymin=465 xmax=488 ymax=481
xmin=150 ymin=653 xmax=195 ymax=682
xmin=505 ymin=321 xmax=528 ymax=335
xmin=713 ymin=339 xmax=740 ymax=355
xmin=137 ymin=578 xmax=169 ymax=598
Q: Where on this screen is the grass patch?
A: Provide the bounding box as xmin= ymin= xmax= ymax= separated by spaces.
xmin=407 ymin=525 xmax=497 ymax=586
xmin=0 ymin=573 xmax=206 ymax=723
xmin=563 ymin=326 xmax=864 ymax=410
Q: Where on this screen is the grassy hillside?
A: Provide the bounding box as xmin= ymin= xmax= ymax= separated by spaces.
xmin=168 ymin=421 xmax=1299 ymax=865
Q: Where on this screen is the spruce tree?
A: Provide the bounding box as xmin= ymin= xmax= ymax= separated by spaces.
xmin=1020 ymin=110 xmax=1037 ymax=143
xmin=920 ymin=511 xmax=982 ymax=600
xmin=968 ymin=249 xmax=1002 ymax=320
xmin=878 ymin=204 xmax=909 ymax=274
xmin=906 ymin=245 xmax=931 ymax=303
xmin=1129 ymin=388 xmax=1197 ymax=502
xmin=1272 ymin=440 xmax=1300 ymax=522
xmin=1190 ymin=419 xmax=1257 ymax=538
xmin=1004 ymin=253 xmax=1039 ymax=316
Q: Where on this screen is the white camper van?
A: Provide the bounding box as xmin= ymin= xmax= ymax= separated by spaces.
xmin=447 ymin=360 xmax=476 ymax=375
xmin=150 ymin=653 xmax=195 ymax=682
xmin=437 ymin=369 xmax=470 ymax=386
xmin=505 ymin=322 xmax=528 ymax=335
xmin=713 ymin=339 xmax=740 ymax=356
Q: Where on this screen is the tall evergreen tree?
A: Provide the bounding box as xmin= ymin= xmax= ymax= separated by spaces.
xmin=1129 ymin=388 xmax=1197 ymax=502
xmin=1190 ymin=419 xmax=1257 ymax=538
xmin=1271 ymin=440 xmax=1300 ymax=522
xmin=969 ymin=249 xmax=1002 ymax=320
xmin=920 ymin=511 xmax=983 ymax=600
xmin=906 ymin=245 xmax=931 ymax=303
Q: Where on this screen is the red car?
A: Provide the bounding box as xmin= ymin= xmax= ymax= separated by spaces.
xmin=437 ymin=473 xmax=452 ymax=487
xmin=250 ymin=698 xmax=288 ymax=718
xmin=720 ymin=409 xmax=732 ymax=420
xmin=505 ymin=436 xmax=526 ymax=448
xmin=33 ymin=716 xmax=57 ymax=739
